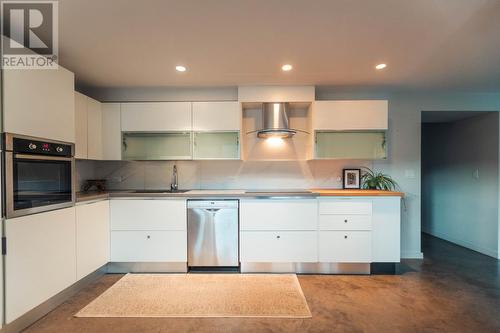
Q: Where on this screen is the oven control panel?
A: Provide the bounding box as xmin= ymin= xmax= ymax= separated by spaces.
xmin=13 ymin=138 xmax=73 ymax=157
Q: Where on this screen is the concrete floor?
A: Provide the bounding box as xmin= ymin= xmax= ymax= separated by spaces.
xmin=24 ymin=234 xmax=500 ymax=332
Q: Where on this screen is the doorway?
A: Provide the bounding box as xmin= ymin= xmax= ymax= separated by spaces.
xmin=421 ymin=111 xmax=499 ymax=258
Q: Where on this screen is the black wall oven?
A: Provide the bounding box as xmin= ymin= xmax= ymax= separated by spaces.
xmin=3 ymin=133 xmax=75 ymax=218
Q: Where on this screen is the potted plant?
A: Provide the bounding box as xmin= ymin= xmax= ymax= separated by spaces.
xmin=361 ymin=167 xmax=399 ymax=191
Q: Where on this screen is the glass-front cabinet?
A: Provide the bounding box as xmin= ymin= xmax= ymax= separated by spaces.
xmin=122 ymin=132 xmax=192 ymax=160
xmin=121 ymin=131 xmax=241 ymax=160
xmin=314 ymin=130 xmax=387 ymax=159
xmin=193 ymin=131 xmax=240 ymax=160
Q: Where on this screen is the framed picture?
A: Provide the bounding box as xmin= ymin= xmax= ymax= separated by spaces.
xmin=343 ymin=169 xmax=361 ymax=189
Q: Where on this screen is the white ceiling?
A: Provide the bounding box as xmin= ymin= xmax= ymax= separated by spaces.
xmin=59 ymin=0 xmax=500 ymax=91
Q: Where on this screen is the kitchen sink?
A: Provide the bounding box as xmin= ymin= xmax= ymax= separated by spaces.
xmin=131 ymin=189 xmax=190 ymax=194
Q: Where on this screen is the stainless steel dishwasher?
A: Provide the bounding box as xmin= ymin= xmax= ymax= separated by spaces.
xmin=187 ymin=200 xmax=239 ymax=269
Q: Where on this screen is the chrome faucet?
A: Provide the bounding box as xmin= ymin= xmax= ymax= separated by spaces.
xmin=171 ymin=164 xmax=178 ymax=191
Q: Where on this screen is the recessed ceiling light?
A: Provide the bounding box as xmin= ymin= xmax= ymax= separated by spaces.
xmin=281 ymin=64 xmax=293 ymax=71
xmin=175 ymin=65 xmax=187 ymax=72
xmin=375 ymin=63 xmax=387 ymax=70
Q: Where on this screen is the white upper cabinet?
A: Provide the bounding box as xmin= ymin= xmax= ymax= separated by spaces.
xmin=312 ymin=100 xmax=388 ymax=130
xmin=87 ymin=97 xmax=103 ymax=160
xmin=101 ymin=103 xmax=122 ymax=160
xmin=121 ymin=102 xmax=191 ymax=132
xmin=192 ymin=102 xmax=241 ymax=131
xmin=74 ymin=92 xmax=103 ymax=160
xmin=3 ymin=66 xmax=75 ymax=142
xmin=74 ymin=92 xmax=88 ymax=159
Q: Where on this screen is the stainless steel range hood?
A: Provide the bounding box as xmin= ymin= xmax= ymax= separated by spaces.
xmin=257 ymin=102 xmax=297 ymax=138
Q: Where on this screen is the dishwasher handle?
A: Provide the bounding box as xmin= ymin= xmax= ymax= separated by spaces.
xmin=204 ymin=208 xmax=221 ymax=213
xmin=187 ymin=200 xmax=239 ymax=209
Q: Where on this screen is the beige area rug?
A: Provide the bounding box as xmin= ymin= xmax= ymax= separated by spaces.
xmin=76 ymin=274 xmax=312 ymax=318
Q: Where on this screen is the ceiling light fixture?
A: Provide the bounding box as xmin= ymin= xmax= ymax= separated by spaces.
xmin=375 ymin=63 xmax=387 ymax=70
xmin=281 ymin=64 xmax=293 ymax=71
xmin=175 ymin=65 xmax=187 ymax=72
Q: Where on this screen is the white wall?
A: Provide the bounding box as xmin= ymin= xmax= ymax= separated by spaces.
xmin=422 ymin=113 xmax=499 ymax=258
xmin=77 ymin=159 xmax=373 ymax=192
xmin=81 ymin=86 xmax=238 ymax=102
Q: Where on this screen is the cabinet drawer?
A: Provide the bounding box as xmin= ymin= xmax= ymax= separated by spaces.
xmin=319 ymin=231 xmax=371 ymax=263
xmin=319 ymin=215 xmax=371 ymax=231
xmin=240 ymin=231 xmax=317 ymax=262
xmin=319 ymin=200 xmax=372 ymax=215
xmin=111 ymin=199 xmax=186 ymax=231
xmin=240 ymin=199 xmax=318 ymax=230
xmin=110 ymin=231 xmax=186 ymax=262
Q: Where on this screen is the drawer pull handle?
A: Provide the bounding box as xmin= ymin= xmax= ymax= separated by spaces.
xmin=147 ymin=235 xmax=151 ymax=239
xmin=276 ymin=235 xmax=281 ymax=239
xmin=344 ymin=219 xmax=348 ymax=223
xmin=344 ymin=235 xmax=348 ymax=239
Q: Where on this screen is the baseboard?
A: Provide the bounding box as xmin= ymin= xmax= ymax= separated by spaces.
xmin=1 ymin=266 xmax=106 ymax=333
xmin=401 ymin=251 xmax=424 ymax=259
xmin=107 ymin=262 xmax=188 ymax=273
xmin=240 ymin=262 xmax=371 ymax=274
xmin=425 ymin=231 xmax=498 ymax=258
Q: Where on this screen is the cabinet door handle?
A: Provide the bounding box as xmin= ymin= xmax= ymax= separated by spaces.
xmin=344 ymin=219 xmax=348 ymax=223
xmin=147 ymin=235 xmax=151 ymax=239
xmin=344 ymin=235 xmax=348 ymax=239
xmin=276 ymin=235 xmax=281 ymax=239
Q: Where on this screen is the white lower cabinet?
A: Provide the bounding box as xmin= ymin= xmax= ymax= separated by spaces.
xmin=319 ymin=231 xmax=372 ymax=263
xmin=5 ymin=208 xmax=77 ymax=323
xmin=110 ymin=199 xmax=187 ymax=263
xmin=319 ymin=214 xmax=372 ymax=231
xmin=239 ymin=199 xmax=318 ymax=264
xmin=76 ymin=201 xmax=110 ymax=279
xmin=240 ymin=231 xmax=317 ymax=262
xmin=371 ymin=197 xmax=401 ymax=262
xmin=110 ymin=231 xmax=187 ymax=262
xmin=111 ymin=199 xmax=186 ymax=231
xmin=240 ymin=199 xmax=318 ymax=230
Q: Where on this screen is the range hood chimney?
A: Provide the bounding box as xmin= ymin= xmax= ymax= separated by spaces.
xmin=257 ymin=102 xmax=296 ymax=139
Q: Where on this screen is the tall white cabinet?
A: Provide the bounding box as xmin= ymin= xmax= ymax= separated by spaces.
xmin=87 ymin=97 xmax=103 ymax=160
xmin=76 ymin=201 xmax=110 ymax=280
xmin=3 ymin=66 xmax=75 ymax=142
xmin=74 ymin=92 xmax=103 ymax=160
xmin=101 ymin=103 xmax=122 ymax=160
xmin=74 ymin=92 xmax=88 ymax=158
xmin=4 ymin=208 xmax=77 ymax=323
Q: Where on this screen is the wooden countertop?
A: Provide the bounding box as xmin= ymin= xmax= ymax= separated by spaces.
xmin=312 ymin=189 xmax=404 ymax=197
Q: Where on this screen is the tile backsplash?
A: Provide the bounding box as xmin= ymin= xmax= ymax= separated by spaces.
xmin=76 ymin=159 xmax=372 ymax=191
